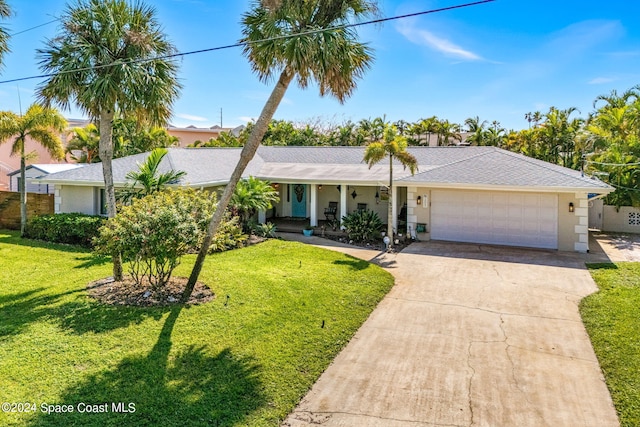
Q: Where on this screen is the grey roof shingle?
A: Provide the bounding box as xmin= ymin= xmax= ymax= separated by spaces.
xmin=398 ymin=147 xmax=612 ymax=190
xmin=37 ymin=146 xmax=612 ymax=192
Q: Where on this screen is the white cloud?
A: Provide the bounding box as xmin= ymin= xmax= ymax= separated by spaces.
xmin=175 ymin=113 xmax=208 ymax=122
xmin=588 ymin=77 xmax=616 ymax=85
xmin=396 ymin=21 xmax=482 ymax=61
xmin=238 ymin=116 xmax=255 ymax=123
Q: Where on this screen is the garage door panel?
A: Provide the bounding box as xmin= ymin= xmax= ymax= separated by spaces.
xmin=431 ymin=190 xmax=558 ymax=249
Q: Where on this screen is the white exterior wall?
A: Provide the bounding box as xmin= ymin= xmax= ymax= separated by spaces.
xmin=56 ymin=185 xmax=97 ymax=215
xmin=602 ymin=205 xmax=640 ymax=233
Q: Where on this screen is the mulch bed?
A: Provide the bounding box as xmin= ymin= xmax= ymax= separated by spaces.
xmin=318 ymin=232 xmax=414 ymax=253
xmin=87 ymin=276 xmax=214 ymax=307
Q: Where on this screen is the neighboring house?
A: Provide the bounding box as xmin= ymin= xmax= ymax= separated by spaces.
xmin=35 ymin=146 xmax=613 ymax=252
xmin=167 ymin=125 xmax=246 ymax=147
xmin=8 ymin=164 xmax=84 ymax=194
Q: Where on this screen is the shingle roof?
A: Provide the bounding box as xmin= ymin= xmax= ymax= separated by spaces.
xmin=398 ymin=147 xmax=612 ymax=190
xmin=37 ymin=146 xmax=612 ymax=193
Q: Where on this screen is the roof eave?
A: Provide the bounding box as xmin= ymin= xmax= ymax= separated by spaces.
xmin=400 ymin=181 xmax=614 ymax=194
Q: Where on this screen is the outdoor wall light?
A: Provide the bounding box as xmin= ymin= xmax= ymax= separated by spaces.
xmin=318 ymin=184 xmax=323 ymax=190
xmin=273 ymin=183 xmax=280 ymax=189
xmin=351 ymin=190 xmax=358 ymax=199
xmin=417 ymin=195 xmax=422 ymax=205
xmin=375 ymin=191 xmax=380 ymax=204
xmin=569 ymin=202 xmax=574 ymax=213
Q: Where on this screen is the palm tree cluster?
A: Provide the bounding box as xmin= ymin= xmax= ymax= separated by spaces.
xmin=67 ymin=118 xmax=179 ymax=163
xmin=582 ymin=87 xmax=640 ymax=206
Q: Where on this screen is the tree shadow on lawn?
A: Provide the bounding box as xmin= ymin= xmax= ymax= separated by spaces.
xmin=332 ymin=257 xmax=371 ymax=271
xmin=0 ymin=287 xmax=170 ymax=338
xmin=27 ymin=307 xmax=265 ymax=427
xmin=0 ymin=233 xmax=89 ymax=254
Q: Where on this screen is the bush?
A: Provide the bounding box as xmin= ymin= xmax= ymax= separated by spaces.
xmin=251 ymin=221 xmax=277 ymax=238
xmin=25 ymin=213 xmax=105 ymax=247
xmin=209 ymin=215 xmax=248 ymax=252
xmin=341 ymin=210 xmax=383 ymax=242
xmin=94 ymin=189 xmax=245 ymax=288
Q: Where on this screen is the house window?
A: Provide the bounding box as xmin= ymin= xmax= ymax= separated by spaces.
xmin=629 ymin=212 xmax=640 ymax=226
xmin=99 ymin=189 xmax=107 ymax=216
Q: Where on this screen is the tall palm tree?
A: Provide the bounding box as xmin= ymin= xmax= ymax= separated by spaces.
xmin=0 ymin=0 xmax=11 ymax=67
xmin=363 ymin=125 xmax=417 ymax=248
xmin=37 ymin=0 xmax=181 ymax=280
xmin=0 ymin=104 xmax=66 ymax=236
xmin=184 ymin=0 xmax=378 ymax=297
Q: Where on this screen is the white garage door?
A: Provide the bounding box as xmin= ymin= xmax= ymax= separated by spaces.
xmin=431 ymin=190 xmax=558 ymax=249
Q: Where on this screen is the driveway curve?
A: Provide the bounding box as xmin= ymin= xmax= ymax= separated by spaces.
xmin=281 ymin=235 xmax=619 ymax=427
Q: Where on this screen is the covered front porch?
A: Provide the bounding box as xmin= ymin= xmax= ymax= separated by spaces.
xmin=262 ymin=182 xmax=408 ymax=234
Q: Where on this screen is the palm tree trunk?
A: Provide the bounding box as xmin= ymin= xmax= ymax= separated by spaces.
xmin=387 ymin=155 xmax=393 ymax=249
xmin=99 ymin=108 xmax=123 ymax=281
xmin=183 ymin=69 xmax=295 ymax=301
xmin=19 ymin=141 xmax=26 ymax=237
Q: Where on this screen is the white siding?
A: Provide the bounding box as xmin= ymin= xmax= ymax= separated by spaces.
xmin=59 ymin=185 xmax=97 ymax=215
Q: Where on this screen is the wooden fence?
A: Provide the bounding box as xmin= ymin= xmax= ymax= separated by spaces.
xmin=0 ymin=191 xmax=54 ymax=230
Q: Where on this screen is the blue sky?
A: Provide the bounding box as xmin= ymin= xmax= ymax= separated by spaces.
xmin=0 ymin=0 xmax=639 ymax=131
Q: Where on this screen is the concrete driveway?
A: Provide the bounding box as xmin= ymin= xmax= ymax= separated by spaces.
xmin=282 ymin=236 xmax=619 ymax=427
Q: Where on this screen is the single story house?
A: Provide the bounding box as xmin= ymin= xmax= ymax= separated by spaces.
xmin=35 ymin=146 xmax=613 ymax=252
xmin=8 ymin=163 xmax=84 ymax=194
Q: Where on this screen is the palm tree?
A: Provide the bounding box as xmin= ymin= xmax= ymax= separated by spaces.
xmin=363 ymin=125 xmax=417 ymax=249
xmin=37 ymin=0 xmax=181 ymax=280
xmin=0 ymin=0 xmax=11 ymax=66
xmin=229 ymin=176 xmax=280 ymax=230
xmin=119 ymin=147 xmax=186 ymax=203
xmin=184 ymin=0 xmax=378 ymax=297
xmin=465 ymin=116 xmax=487 ymax=145
xmin=0 ymin=104 xmax=66 ymax=236
xmin=593 ymin=87 xmax=640 ymax=110
xmin=66 ymin=123 xmax=100 ymax=163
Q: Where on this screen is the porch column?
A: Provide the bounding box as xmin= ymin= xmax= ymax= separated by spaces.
xmin=258 ymin=209 xmax=266 ymax=224
xmin=340 ymin=184 xmax=348 ymax=229
xmin=310 ymin=184 xmax=318 ymax=226
xmin=391 ymin=184 xmax=398 ymax=234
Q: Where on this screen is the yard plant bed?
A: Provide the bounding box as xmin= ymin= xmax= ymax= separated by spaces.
xmin=0 ymin=230 xmax=394 ymax=427
xmin=582 ymin=263 xmax=640 ymax=427
xmin=87 ymin=276 xmax=214 ymax=306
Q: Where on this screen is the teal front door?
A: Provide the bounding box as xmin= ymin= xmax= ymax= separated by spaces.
xmin=292 ymin=184 xmax=307 ymax=217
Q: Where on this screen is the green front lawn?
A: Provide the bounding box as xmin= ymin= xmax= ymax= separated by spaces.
xmin=0 ymin=230 xmax=394 ymax=427
xmin=582 ymin=263 xmax=640 ymax=427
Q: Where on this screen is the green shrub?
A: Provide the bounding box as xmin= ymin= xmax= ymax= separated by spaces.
xmin=94 ymin=189 xmax=245 ymax=288
xmin=209 ymin=215 xmax=248 ymax=252
xmin=25 ymin=213 xmax=105 ymax=247
xmin=341 ymin=210 xmax=383 ymax=242
xmin=251 ymin=221 xmax=277 ymax=238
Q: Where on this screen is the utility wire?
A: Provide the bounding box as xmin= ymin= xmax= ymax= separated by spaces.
xmin=9 ymin=18 xmax=59 ymax=37
xmin=0 ymin=0 xmax=495 ymax=85
xmin=585 ymin=160 xmax=640 ymax=167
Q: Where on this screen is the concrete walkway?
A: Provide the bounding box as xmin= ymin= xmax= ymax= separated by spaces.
xmin=280 ymin=233 xmax=619 ymax=427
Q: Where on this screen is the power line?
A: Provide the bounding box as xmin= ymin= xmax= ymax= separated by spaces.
xmin=9 ymin=18 xmax=59 ymax=37
xmin=608 ymin=182 xmax=640 ymax=192
xmin=0 ymin=0 xmax=495 ymax=86
xmin=586 ymin=160 xmax=640 ymax=167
